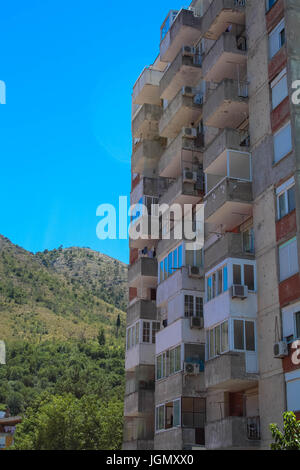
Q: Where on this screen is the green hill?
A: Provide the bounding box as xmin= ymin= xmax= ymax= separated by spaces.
xmin=0 ymin=235 xmax=128 ymax=449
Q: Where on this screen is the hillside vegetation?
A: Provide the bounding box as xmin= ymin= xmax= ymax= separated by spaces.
xmin=0 ymin=235 xmax=128 ymax=450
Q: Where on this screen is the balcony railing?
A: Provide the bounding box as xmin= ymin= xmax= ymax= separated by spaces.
xmin=202 ymin=0 xmax=246 ymax=40
xmin=205 ymin=416 xmax=261 ymax=450
xmin=205 ymin=232 xmax=255 ymax=271
xmin=160 ymin=9 xmax=202 ymax=63
xmin=204 ymin=128 xmax=249 ymax=172
xmin=132 ymin=139 xmax=166 ymax=175
xmin=159 ymin=87 xmax=203 ymax=139
xmin=202 ymin=32 xmax=247 ymax=83
xmin=133 ymin=67 xmax=164 ymax=106
xmin=203 ymin=79 xmax=249 ymax=129
xmin=160 ymin=48 xmax=202 ymax=101
xmin=132 ymin=103 xmax=162 ymax=140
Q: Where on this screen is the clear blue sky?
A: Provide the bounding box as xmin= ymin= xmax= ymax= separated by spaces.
xmin=0 ymin=0 xmax=186 ymax=264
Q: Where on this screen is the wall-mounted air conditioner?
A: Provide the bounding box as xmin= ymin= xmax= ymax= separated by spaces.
xmin=190 ymin=316 xmax=204 ymax=329
xmin=183 ymin=169 xmax=197 ymax=183
xmin=182 ymin=86 xmax=194 ymax=97
xmin=189 ymin=266 xmax=202 ymax=278
xmin=184 ymin=362 xmax=200 ymax=375
xmin=274 ymin=341 xmax=288 ymax=359
xmin=231 ymin=285 xmax=248 ymax=300
xmin=182 ymin=127 xmax=197 ymax=138
xmin=182 ymin=45 xmax=196 ymax=56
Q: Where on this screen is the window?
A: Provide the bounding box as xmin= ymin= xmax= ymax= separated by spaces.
xmin=159 ymin=245 xmax=183 ymax=283
xmin=173 ymin=399 xmax=181 ymax=427
xmin=273 ymin=122 xmax=292 ymax=163
xmin=207 ymin=321 xmax=229 ymax=359
xmin=195 ymin=297 xmax=203 ymax=318
xmin=169 ymin=345 xmax=181 ymax=375
xmin=152 ymin=322 xmax=160 ymax=344
xmin=269 ymin=19 xmax=285 ymax=59
xmin=184 ymin=295 xmax=194 ymax=318
xmin=185 ymin=248 xmax=203 ymax=267
xmin=244 ymin=264 xmax=255 ymax=291
xmin=142 ymin=321 xmax=150 ymax=343
xmin=279 ymin=237 xmax=299 ymax=282
xmin=182 ymin=398 xmax=205 ymax=429
xmin=233 ymin=264 xmax=242 ymax=285
xmin=234 ymin=319 xmax=256 ymax=352
xmin=243 ymin=228 xmax=255 ymax=253
xmin=207 ymin=264 xmax=228 ymax=302
xmin=296 ymin=312 xmax=300 ymax=339
xmin=266 ymin=0 xmax=278 ymax=11
xmin=286 ymin=371 xmax=300 ymax=413
xmin=271 ymin=69 xmax=288 ymax=110
xmin=156 ymin=405 xmax=165 ymax=431
xmin=277 ymin=178 xmax=296 ymax=220
xmin=156 ymin=354 xmax=163 ymax=380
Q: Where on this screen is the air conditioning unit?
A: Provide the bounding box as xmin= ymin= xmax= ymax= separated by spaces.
xmin=190 ymin=316 xmax=204 ymax=329
xmin=182 ymin=127 xmax=197 ymax=138
xmin=189 ymin=266 xmax=202 ymax=278
xmin=183 ymin=169 xmax=197 ymax=183
xmin=231 ymin=285 xmax=248 ymax=300
xmin=182 ymin=45 xmax=195 ymax=56
xmin=184 ymin=362 xmax=200 ymax=375
xmin=274 ymin=341 xmax=288 ymax=359
xmin=182 ymin=86 xmax=194 ymax=97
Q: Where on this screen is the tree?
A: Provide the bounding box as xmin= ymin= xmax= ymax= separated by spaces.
xmin=270 ymin=412 xmax=300 ymax=450
xmin=116 ymin=314 xmax=121 ymax=338
xmin=97 ymin=327 xmax=106 ymax=346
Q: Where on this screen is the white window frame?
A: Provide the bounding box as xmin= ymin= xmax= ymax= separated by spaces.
xmin=273 ymin=121 xmax=293 ymax=163
xmin=269 ymin=18 xmax=285 ymax=59
xmin=271 ymin=68 xmax=288 ymax=110
xmin=279 ymin=237 xmax=299 ymax=282
xmin=276 ymin=177 xmax=295 ymax=220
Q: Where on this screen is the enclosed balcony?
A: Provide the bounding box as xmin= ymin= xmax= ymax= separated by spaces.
xmin=132 ymin=103 xmax=162 ymax=140
xmin=131 ymin=176 xmax=173 ymax=206
xmin=160 ymin=49 xmax=202 ymax=101
xmin=123 ymin=415 xmax=154 ymax=450
xmin=127 ymin=299 xmax=157 ymax=326
xmin=132 ymin=139 xmax=166 ymax=175
xmin=202 ymin=32 xmax=247 ymax=83
xmin=205 ymin=232 xmax=254 ymax=272
xmin=205 ymin=416 xmax=261 ymax=449
xmin=159 ymin=88 xmax=203 ymax=139
xmin=205 ymin=177 xmax=252 ymax=231
xmin=160 ymin=9 xmax=202 ymax=63
xmin=159 ymin=128 xmax=203 ymax=179
xmin=128 ymin=257 xmax=158 ymax=288
xmin=204 ymin=128 xmax=249 ymax=172
xmin=124 ymin=389 xmax=154 ymax=417
xmin=203 ymin=79 xmax=248 ymax=129
xmin=202 ymin=0 xmax=246 ymax=41
xmin=133 ymin=67 xmax=164 ymax=106
xmin=157 ymin=266 xmax=204 ymax=307
xmin=205 ymin=352 xmax=258 ymax=392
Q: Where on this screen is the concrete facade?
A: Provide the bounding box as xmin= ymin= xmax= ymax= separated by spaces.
xmin=124 ymin=0 xmax=300 ymax=450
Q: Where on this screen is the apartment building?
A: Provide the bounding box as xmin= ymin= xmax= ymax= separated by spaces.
xmin=123 ymin=0 xmax=300 ymax=450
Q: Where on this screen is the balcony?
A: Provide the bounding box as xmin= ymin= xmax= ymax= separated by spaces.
xmin=125 ymin=343 xmax=156 ymax=370
xmin=204 ymin=128 xmax=249 ymax=172
xmin=123 ymin=415 xmax=154 ymax=449
xmin=205 ymin=416 xmax=261 ymax=449
xmin=133 ymin=67 xmax=164 ymax=106
xmin=156 ymin=267 xmax=204 ymax=307
xmin=205 ymin=177 xmax=252 ymax=231
xmin=128 ymin=257 xmax=158 ymax=288
xmin=205 ymin=232 xmax=255 ymax=272
xmin=202 ymin=0 xmax=246 ymax=41
xmin=205 ymin=352 xmax=258 ymax=392
xmin=132 ymin=103 xmax=162 ymax=140
xmin=156 ymin=317 xmax=205 ymax=355
xmin=203 ymin=79 xmax=248 ymax=129
xmin=132 ymin=139 xmax=166 ymax=175
xmin=159 ymin=172 xmax=204 ymax=208
xmin=127 ymin=299 xmax=157 ymax=326
xmin=160 ymin=9 xmax=202 ymax=63
xmin=124 ymin=389 xmax=154 ymax=417
xmin=159 ymin=88 xmax=203 ymax=139
xmin=202 ymin=32 xmax=247 ymax=83
xmin=160 ymin=49 xmax=202 ymax=101
xmin=159 ymin=128 xmax=203 ymax=179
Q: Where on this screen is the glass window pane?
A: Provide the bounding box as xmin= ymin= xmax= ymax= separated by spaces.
xmin=164 ymin=258 xmax=168 ymax=279
xmin=178 ymin=245 xmax=182 ymax=268
xmin=215 ymin=326 xmax=221 ymax=355
xmin=209 ymin=329 xmax=215 ymax=358
xmin=160 ymin=261 xmax=164 ymax=283
xmin=233 ymin=265 xmax=242 ymax=285
xmin=274 ymin=123 xmax=292 ymax=163
xmin=185 ymin=249 xmax=194 ymax=267
xmin=288 ymin=186 xmax=296 ymax=213
xmin=278 ymin=193 xmax=286 ymax=219
xmin=221 ymin=321 xmax=229 ymax=353
xmin=245 ymin=321 xmax=255 ymax=351
xmin=244 ymin=265 xmax=255 ymax=291
xmin=143 ymin=321 xmax=150 ymax=343
xmin=175 ymin=346 xmax=181 ymax=372
xmin=173 ymin=400 xmax=180 ymax=427
xmin=170 ymin=349 xmax=175 ymax=374
xmin=196 ymin=249 xmax=203 ymax=267
xmin=217 ymin=269 xmax=223 ymax=295
xmin=223 ymin=266 xmax=228 ymax=291
xmin=168 ymin=252 xmax=173 ymax=275
xmin=173 ymin=249 xmax=178 ymax=270
xmin=196 ymin=297 xmax=203 ymax=318
xmin=157 ymin=355 xmax=162 ymax=380
xmin=212 ymin=273 xmax=216 ymax=298
xmin=185 ymin=295 xmax=194 ymax=317
xmin=207 ymin=277 xmax=212 ymax=301
xmin=152 ymin=322 xmax=160 ymax=344
xmin=234 ymin=320 xmax=244 ymax=350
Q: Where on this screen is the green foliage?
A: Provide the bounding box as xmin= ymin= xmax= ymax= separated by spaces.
xmin=12 ymin=393 xmax=123 ymax=450
xmin=97 ymin=327 xmax=106 ymax=346
xmin=270 ymin=412 xmax=300 ymax=450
